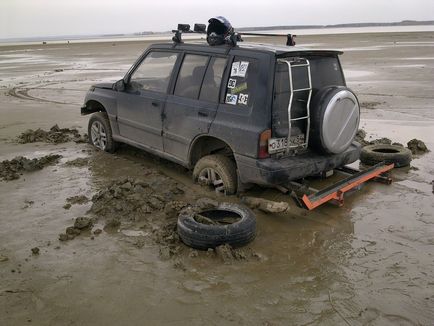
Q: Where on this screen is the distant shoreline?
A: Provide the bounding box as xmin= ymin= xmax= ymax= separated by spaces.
xmin=1 ymin=20 xmax=434 ymax=46
xmin=237 ymin=20 xmax=434 ymax=31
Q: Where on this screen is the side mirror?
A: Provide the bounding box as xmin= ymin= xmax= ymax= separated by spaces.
xmin=114 ymin=79 xmax=125 ymax=92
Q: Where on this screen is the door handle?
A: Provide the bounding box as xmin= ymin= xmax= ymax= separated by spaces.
xmin=151 ymin=101 xmax=160 ymax=107
xmin=198 ymin=110 xmax=209 ymax=117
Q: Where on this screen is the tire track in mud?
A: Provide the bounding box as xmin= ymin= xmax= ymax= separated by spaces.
xmin=6 ymin=79 xmax=92 ymax=106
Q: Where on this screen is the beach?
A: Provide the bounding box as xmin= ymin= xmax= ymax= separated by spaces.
xmin=1 ymin=31 xmax=433 ymax=325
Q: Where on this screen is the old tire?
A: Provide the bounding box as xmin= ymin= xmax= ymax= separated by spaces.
xmin=88 ymin=112 xmax=117 ymax=153
xmin=310 ymin=86 xmax=360 ymax=154
xmin=193 ymin=154 xmax=237 ymax=195
xmin=360 ymin=144 xmax=412 ymax=167
xmin=177 ymin=203 xmax=256 ymax=250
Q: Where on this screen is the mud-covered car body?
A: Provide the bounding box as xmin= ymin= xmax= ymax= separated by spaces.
xmin=81 ymin=41 xmax=360 ymax=188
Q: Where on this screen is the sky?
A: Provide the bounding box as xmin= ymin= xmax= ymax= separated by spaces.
xmin=1 ymin=0 xmax=433 ymax=39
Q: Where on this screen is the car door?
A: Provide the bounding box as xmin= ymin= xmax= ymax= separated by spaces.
xmin=163 ymin=54 xmax=227 ymax=161
xmin=116 ymin=51 xmax=179 ymax=151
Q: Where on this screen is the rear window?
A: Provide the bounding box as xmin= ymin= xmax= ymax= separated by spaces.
xmin=272 ymin=56 xmax=345 ymax=138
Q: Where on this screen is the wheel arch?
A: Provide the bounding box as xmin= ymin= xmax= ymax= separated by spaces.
xmin=81 ymin=99 xmax=107 ymax=115
xmin=188 ymin=135 xmax=236 ymax=168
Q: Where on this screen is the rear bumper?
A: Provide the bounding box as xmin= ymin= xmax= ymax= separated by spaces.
xmin=235 ymin=142 xmax=361 ymax=186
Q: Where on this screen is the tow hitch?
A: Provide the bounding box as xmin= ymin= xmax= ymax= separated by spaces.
xmin=286 ymin=162 xmax=394 ymax=210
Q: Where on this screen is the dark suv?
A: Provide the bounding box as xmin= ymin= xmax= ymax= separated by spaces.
xmin=81 ymin=40 xmax=361 ymax=194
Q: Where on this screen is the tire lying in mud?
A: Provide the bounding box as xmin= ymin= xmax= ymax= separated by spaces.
xmin=310 ymin=86 xmax=360 ymax=154
xmin=360 ymin=144 xmax=412 ymax=167
xmin=177 ymin=203 xmax=256 ymax=250
xmin=88 ymin=112 xmax=117 ymax=153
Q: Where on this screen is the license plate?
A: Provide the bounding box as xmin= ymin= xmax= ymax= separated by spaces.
xmin=268 ymin=137 xmax=289 ymax=154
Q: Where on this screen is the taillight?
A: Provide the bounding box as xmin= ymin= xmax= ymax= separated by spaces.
xmin=258 ymin=129 xmax=271 ymax=159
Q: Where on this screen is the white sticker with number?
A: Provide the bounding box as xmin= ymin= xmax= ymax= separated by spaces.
xmin=225 ymin=93 xmax=238 ymax=105
xmin=227 ymin=78 xmax=237 ymax=89
xmin=238 ymin=93 xmax=249 ymax=105
xmin=238 ymin=61 xmax=249 ymax=77
xmin=231 ymin=62 xmax=240 ymax=76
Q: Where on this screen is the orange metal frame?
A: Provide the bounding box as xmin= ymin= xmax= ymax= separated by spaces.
xmin=301 ymin=163 xmax=394 ymax=210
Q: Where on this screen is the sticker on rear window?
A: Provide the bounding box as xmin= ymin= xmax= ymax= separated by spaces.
xmin=231 ymin=82 xmax=247 ymax=94
xmin=231 ymin=62 xmax=240 ymax=76
xmin=238 ymin=93 xmax=249 ymax=105
xmin=227 ymin=78 xmax=237 ymax=89
xmin=238 ymin=61 xmax=249 ymax=77
xmin=225 ymin=93 xmax=238 ymax=105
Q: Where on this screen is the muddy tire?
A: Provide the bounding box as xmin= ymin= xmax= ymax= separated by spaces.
xmin=360 ymin=144 xmax=412 ymax=167
xmin=88 ymin=112 xmax=117 ymax=153
xmin=193 ymin=155 xmax=237 ymax=195
xmin=177 ymin=203 xmax=256 ymax=250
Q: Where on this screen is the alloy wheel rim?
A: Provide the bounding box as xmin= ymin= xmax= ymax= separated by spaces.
xmin=90 ymin=121 xmax=107 ymax=150
xmin=198 ymin=168 xmax=225 ymax=194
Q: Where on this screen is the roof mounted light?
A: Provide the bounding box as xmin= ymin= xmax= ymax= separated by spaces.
xmin=194 ymin=24 xmax=206 ymax=33
xmin=177 ymin=24 xmax=191 ymax=32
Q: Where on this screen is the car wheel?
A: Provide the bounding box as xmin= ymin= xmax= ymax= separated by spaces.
xmin=88 ymin=112 xmax=117 ymax=153
xmin=177 ymin=202 xmax=256 ymax=250
xmin=360 ymin=144 xmax=412 ymax=167
xmin=193 ymin=154 xmax=237 ymax=195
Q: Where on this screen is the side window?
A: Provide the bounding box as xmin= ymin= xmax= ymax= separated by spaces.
xmin=224 ymin=56 xmax=258 ymax=107
xmin=174 ymin=54 xmax=209 ymax=99
xmin=199 ymin=57 xmax=226 ymax=103
xmin=129 ymin=51 xmax=178 ymax=93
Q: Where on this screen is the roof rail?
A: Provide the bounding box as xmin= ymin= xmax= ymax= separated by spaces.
xmin=238 ymin=32 xmax=296 ymax=46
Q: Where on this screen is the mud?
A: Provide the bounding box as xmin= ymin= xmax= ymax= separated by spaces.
xmin=407 ymin=138 xmax=429 ymax=155
xmin=0 ymin=154 xmax=61 ymax=181
xmin=17 ymin=124 xmax=87 ymax=144
xmin=242 ymin=196 xmax=290 ymax=214
xmin=1 ymin=32 xmax=434 ymax=325
xmin=64 ymin=157 xmax=90 ymax=167
xmin=66 ymin=195 xmax=89 ymax=205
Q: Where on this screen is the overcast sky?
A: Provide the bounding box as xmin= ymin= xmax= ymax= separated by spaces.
xmin=1 ymin=0 xmax=433 ymax=39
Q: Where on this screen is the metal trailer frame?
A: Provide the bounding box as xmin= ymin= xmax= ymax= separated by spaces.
xmin=287 ymin=162 xmax=394 ymax=210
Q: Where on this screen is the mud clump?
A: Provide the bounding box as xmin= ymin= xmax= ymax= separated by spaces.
xmin=17 ymin=124 xmax=87 ymax=144
xmin=31 ymin=247 xmax=40 ymax=255
xmin=59 ymin=217 xmax=94 ymax=241
xmin=242 ymin=196 xmax=289 ymax=214
xmin=0 ymin=154 xmax=62 ymax=181
xmin=64 ymin=157 xmax=89 ymax=167
xmin=214 ymin=244 xmax=264 ymax=263
xmin=407 ymin=139 xmax=429 ymax=155
xmin=89 ymin=177 xmax=182 ymax=221
xmin=66 ymin=195 xmax=89 ymax=205
xmin=74 ymin=216 xmax=93 ymax=229
xmin=355 ymin=129 xmax=369 ymax=146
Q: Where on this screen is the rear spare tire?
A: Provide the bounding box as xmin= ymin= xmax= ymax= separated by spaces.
xmin=360 ymin=144 xmax=412 ymax=167
xmin=177 ymin=202 xmax=256 ymax=250
xmin=310 ymin=87 xmax=360 ymax=154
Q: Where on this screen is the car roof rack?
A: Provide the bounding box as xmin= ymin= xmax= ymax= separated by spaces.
xmin=172 ymin=23 xmax=296 ymax=47
xmin=172 ymin=24 xmax=207 ymax=43
xmin=238 ymin=32 xmax=296 ymax=46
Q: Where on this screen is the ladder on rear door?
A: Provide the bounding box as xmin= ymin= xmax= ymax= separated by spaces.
xmin=280 ymin=58 xmax=312 ymax=152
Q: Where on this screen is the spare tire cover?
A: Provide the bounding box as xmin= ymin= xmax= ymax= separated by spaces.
xmin=310 ymin=87 xmax=360 ymax=154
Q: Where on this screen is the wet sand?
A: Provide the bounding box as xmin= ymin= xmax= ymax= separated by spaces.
xmin=1 ymin=32 xmax=434 ymax=325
